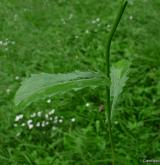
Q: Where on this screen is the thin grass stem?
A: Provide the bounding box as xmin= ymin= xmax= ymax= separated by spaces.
xmin=105 ymin=1 xmax=128 ymax=165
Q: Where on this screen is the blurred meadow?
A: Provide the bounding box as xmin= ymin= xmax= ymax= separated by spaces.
xmin=0 ymin=0 xmax=160 ymax=164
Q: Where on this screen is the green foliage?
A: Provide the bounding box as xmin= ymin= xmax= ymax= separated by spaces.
xmin=15 ymin=71 xmax=106 ymax=110
xmin=0 ymin=0 xmax=160 ymax=164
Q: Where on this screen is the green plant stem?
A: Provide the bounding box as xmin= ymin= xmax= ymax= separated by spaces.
xmin=105 ymin=1 xmax=128 ymax=165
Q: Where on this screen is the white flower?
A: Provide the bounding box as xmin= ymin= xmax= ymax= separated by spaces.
xmin=71 ymin=118 xmax=76 ymax=122
xmin=96 ymin=18 xmax=100 ymax=22
xmin=28 ymin=124 xmax=33 ymax=129
xmin=85 ymin=103 xmax=90 ymax=107
xmin=14 ymin=123 xmax=18 ymax=127
xmin=36 ymin=122 xmax=40 ymax=127
xmin=48 ymin=109 xmax=55 ymax=115
xmin=53 ymin=119 xmax=58 ymax=124
xmin=53 ymin=116 xmax=58 ymax=124
xmin=45 ymin=114 xmax=49 ymax=119
xmin=15 ymin=76 xmax=20 ymax=80
xmin=19 ymin=114 xmax=23 ymax=118
xmin=15 ymin=116 xmax=19 ymax=121
xmin=47 ymin=99 xmax=51 ymax=103
xmin=54 ymin=116 xmax=58 ymax=120
xmin=27 ymin=119 xmax=32 ymax=124
xmin=16 ymin=133 xmax=21 ymax=137
xmin=31 ymin=113 xmax=36 ymax=118
xmin=21 ymin=123 xmax=26 ymax=127
xmin=15 ymin=114 xmax=23 ymax=122
xmin=37 ymin=111 xmax=42 ymax=117
xmin=42 ymin=121 xmax=45 ymax=127
xmin=49 ymin=117 xmax=53 ymax=121
xmin=129 ymin=15 xmax=133 ymax=20
xmin=59 ymin=119 xmax=63 ymax=123
xmin=45 ymin=121 xmax=49 ymax=125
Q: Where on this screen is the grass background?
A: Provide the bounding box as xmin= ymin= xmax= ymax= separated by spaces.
xmin=0 ymin=0 xmax=160 ymax=164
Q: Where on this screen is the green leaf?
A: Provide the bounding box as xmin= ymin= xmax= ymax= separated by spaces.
xmin=110 ymin=60 xmax=130 ymax=117
xmin=14 ymin=71 xmax=106 ymax=110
